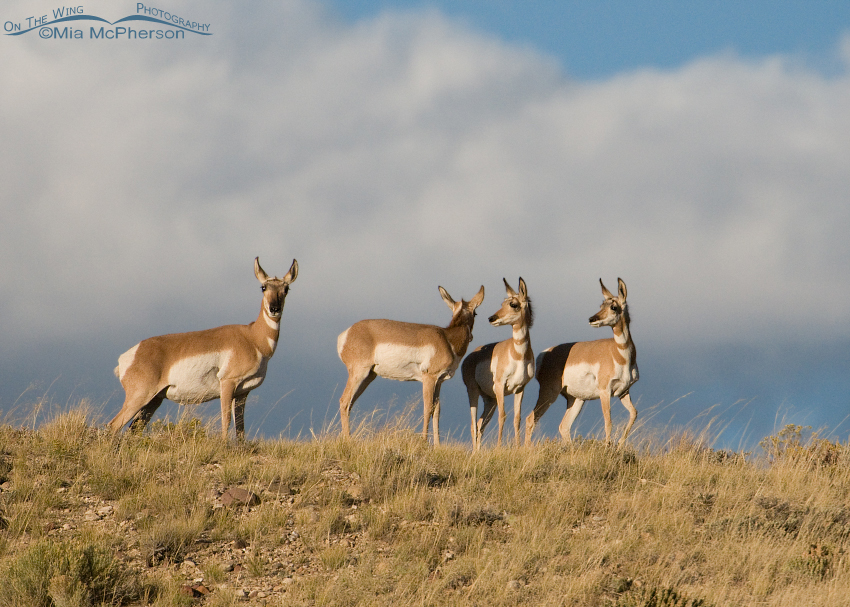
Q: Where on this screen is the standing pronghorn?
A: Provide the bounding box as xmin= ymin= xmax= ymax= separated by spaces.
xmin=109 ymin=257 xmax=298 ymax=439
xmin=525 ymin=278 xmax=638 ymax=447
xmin=337 ymin=285 xmax=485 ymax=445
xmin=462 ymin=278 xmax=534 ymax=450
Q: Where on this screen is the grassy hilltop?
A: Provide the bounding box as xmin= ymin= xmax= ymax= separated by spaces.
xmin=0 ymin=403 xmax=849 ymax=607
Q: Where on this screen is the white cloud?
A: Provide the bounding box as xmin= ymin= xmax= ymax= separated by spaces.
xmin=1 ymin=0 xmax=849 ymax=374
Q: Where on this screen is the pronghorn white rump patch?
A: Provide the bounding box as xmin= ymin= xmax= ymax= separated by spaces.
xmin=373 ymin=343 xmax=437 ymax=381
xmin=115 ymin=344 xmax=140 ymax=381
xmin=336 ymin=328 xmax=349 ymax=358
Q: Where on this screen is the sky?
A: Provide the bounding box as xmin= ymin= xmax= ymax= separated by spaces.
xmin=1 ymin=1 xmax=849 ymax=449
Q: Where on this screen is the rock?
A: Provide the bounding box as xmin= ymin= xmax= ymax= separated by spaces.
xmin=267 ymin=480 xmax=293 ymax=495
xmin=221 ymin=487 xmax=260 ymax=508
xmin=178 ymin=585 xmax=195 ymax=597
xmin=97 ymin=505 xmax=113 ymax=516
xmin=506 ymin=580 xmax=522 ymax=591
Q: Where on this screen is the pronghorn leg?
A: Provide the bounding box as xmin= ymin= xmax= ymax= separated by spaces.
xmin=599 ymin=391 xmax=613 ymax=444
xmin=420 ymin=375 xmax=438 ymax=444
xmin=432 ymin=380 xmax=443 ymax=447
xmin=524 ymin=386 xmax=559 ymax=445
xmin=512 ymin=389 xmax=525 ymax=447
xmin=234 ymin=395 xmax=248 ymax=441
xmin=109 ymin=389 xmax=163 ymax=433
xmin=495 ymin=387 xmax=507 ymax=447
xmin=618 ymin=393 xmax=638 ymax=446
xmin=476 ymin=394 xmax=498 ymax=447
xmin=339 ymin=366 xmax=376 ymax=437
xmin=465 ymin=381 xmax=481 ymax=450
xmin=558 ymin=394 xmax=584 ymax=442
xmin=219 ymin=379 xmax=237 ymax=439
xmin=128 ymin=394 xmax=164 ymax=433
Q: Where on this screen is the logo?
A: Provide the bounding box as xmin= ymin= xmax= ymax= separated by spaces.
xmin=4 ymin=3 xmax=211 ymax=40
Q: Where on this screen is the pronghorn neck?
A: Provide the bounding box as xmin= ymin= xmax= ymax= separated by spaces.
xmin=251 ymin=305 xmax=282 ymax=357
xmin=511 ymin=322 xmax=531 ymax=354
xmin=444 ymin=324 xmax=473 ymax=358
xmin=611 ymin=307 xmax=633 ymax=354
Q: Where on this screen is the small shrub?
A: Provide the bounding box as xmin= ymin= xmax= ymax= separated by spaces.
xmin=0 ymin=538 xmax=139 ymax=607
xmin=760 ymin=424 xmax=847 ymax=467
xmin=616 ymin=585 xmax=712 ymax=607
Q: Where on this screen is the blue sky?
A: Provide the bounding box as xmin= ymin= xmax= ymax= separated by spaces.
xmin=330 ymin=0 xmax=850 ymax=77
xmin=1 ymin=1 xmax=849 ymax=449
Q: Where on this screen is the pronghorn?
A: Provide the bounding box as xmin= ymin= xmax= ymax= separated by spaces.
xmin=462 ymin=278 xmax=534 ymax=450
xmin=109 ymin=257 xmax=298 ymax=439
xmin=525 ymin=278 xmax=638 ymax=446
xmin=337 ymin=285 xmax=485 ymax=445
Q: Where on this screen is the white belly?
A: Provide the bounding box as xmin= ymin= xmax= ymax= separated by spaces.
xmin=563 ymin=361 xmax=638 ymax=401
xmin=165 ymin=352 xmax=224 ymax=404
xmin=164 ymin=352 xmax=267 ymax=404
xmin=373 ymin=343 xmax=437 ymax=382
xmin=562 ymin=361 xmax=603 ymax=401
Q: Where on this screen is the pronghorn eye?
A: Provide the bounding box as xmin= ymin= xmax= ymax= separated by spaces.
xmin=509 ymin=301 xmax=520 ymax=309
xmin=261 ymin=285 xmax=267 ymax=292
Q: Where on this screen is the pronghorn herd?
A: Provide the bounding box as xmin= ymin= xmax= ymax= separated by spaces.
xmin=112 ymin=258 xmax=639 ymax=448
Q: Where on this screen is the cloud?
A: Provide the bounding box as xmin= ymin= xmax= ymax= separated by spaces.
xmin=1 ymin=1 xmax=849 ymax=439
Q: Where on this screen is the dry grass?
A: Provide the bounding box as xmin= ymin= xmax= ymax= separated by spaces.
xmin=0 ymin=403 xmax=849 ymax=606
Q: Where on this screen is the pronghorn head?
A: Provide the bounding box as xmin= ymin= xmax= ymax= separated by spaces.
xmin=439 ymin=285 xmax=485 ymax=336
xmin=489 ymin=277 xmax=533 ymax=328
xmin=254 ymin=257 xmax=298 ymax=320
xmin=589 ymin=278 xmax=628 ymax=328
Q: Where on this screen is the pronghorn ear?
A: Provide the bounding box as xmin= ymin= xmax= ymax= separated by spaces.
xmin=599 ymin=278 xmax=614 ymax=300
xmin=284 ymin=259 xmax=298 ymax=284
xmin=470 ymin=285 xmax=485 ymax=309
xmin=439 ymin=286 xmax=456 ymax=309
xmin=617 ymin=278 xmax=627 ymax=301
xmin=518 ymin=277 xmax=528 ymax=299
xmin=502 ymin=278 xmax=517 ymax=297
xmin=255 ymin=257 xmax=269 ymax=283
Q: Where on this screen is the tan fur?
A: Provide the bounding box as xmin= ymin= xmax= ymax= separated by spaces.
xmin=337 ymin=285 xmax=485 ymax=445
xmin=462 ymin=278 xmax=534 ymax=450
xmin=525 ymin=278 xmax=638 ymax=447
xmin=109 ymin=258 xmax=298 ymax=439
